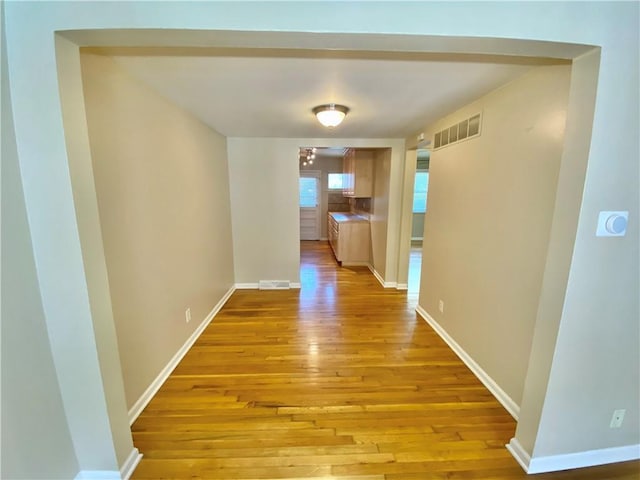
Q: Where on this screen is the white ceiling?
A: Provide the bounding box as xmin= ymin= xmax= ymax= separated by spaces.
xmin=104 ymin=48 xmax=560 ymax=139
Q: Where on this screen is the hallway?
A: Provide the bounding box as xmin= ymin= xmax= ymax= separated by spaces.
xmin=130 ymin=242 xmax=639 ymax=479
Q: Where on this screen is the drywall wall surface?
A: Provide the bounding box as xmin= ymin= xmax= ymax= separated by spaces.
xmin=382 ymin=144 xmax=406 ymax=285
xmin=227 ymin=138 xmax=301 ymax=284
xmin=228 ymin=138 xmax=404 ymax=285
xmin=80 ymin=53 xmax=235 ymax=409
xmin=418 ymin=64 xmax=571 ymax=407
xmin=513 ymin=49 xmax=602 ymax=456
xmin=0 ymin=14 xmax=79 ymax=478
xmin=371 ymin=149 xmax=392 ymax=278
xmin=530 ymin=36 xmax=640 ymax=457
xmin=5 ymin=16 xmax=121 ymax=476
xmin=56 ymin=36 xmax=134 ymax=468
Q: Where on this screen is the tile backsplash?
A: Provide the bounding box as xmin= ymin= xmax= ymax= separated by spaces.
xmin=328 ymin=193 xmax=372 ymax=215
xmin=352 ymin=197 xmax=371 ymax=213
xmin=328 ymin=192 xmax=350 ymax=212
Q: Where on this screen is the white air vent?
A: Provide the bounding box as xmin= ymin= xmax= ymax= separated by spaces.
xmin=259 ymin=280 xmax=291 ymax=290
xmin=433 ymin=112 xmax=482 ymax=150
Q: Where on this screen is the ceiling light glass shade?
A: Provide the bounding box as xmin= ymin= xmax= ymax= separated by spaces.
xmin=313 ymin=104 xmax=349 ymax=127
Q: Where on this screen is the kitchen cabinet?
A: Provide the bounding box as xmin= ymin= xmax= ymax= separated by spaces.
xmin=328 ymin=212 xmax=370 ymax=265
xmin=343 ymin=149 xmax=373 ymax=198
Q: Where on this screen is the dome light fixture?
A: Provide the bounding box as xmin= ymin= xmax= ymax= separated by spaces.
xmin=313 ymin=104 xmax=349 ymax=128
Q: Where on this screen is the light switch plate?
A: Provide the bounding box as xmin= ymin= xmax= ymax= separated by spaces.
xmin=596 ymin=211 xmax=628 ymax=237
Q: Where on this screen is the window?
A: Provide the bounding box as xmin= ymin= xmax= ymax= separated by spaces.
xmin=412 ymin=171 xmax=429 ymax=213
xmin=328 ymin=173 xmax=344 ymax=190
xmin=299 ymin=177 xmax=318 ymax=207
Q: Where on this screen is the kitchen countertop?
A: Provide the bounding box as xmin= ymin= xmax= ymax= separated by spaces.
xmin=329 ymin=212 xmax=370 ymax=223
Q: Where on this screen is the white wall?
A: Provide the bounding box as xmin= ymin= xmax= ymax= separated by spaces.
xmin=80 ymin=53 xmax=235 ymax=410
xmin=3 ymin=1 xmax=638 ymax=474
xmin=227 ymin=138 xmax=404 ymax=286
xmin=1 ymin=12 xmax=80 ymax=477
xmin=227 ymin=138 xmax=301 ymax=284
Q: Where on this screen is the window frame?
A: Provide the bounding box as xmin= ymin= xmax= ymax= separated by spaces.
xmin=412 ymin=170 xmax=429 ymax=214
xmin=327 ymin=172 xmax=345 ymax=190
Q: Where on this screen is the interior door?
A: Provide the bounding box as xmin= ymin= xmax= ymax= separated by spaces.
xmin=299 ymin=172 xmax=321 ymax=240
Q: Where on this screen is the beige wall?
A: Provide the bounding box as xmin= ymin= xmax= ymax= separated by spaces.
xmin=228 ymin=138 xmax=404 ymax=286
xmin=80 ymin=53 xmax=235 ymax=409
xmin=370 ymin=149 xmax=392 ymax=279
xmin=418 ymin=65 xmax=571 ymax=407
xmin=1 ymin=15 xmax=80 ymax=478
xmin=57 ymin=38 xmax=134 ymax=468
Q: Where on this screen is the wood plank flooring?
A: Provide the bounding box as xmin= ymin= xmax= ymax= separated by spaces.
xmin=131 ymin=241 xmax=639 ymax=479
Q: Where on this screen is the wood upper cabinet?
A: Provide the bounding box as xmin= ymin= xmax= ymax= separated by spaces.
xmin=343 ymin=149 xmax=373 ymax=198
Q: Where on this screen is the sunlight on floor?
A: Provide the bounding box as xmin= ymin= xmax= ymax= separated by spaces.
xmin=408 ymin=243 xmax=422 ymax=294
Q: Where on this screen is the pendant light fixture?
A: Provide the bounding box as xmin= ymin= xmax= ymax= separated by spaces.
xmin=300 ymin=147 xmax=316 ymax=167
xmin=313 ymin=104 xmax=349 ymax=128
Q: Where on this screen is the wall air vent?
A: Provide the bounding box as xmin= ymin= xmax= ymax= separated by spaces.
xmin=259 ymin=280 xmax=291 ymax=290
xmin=433 ymin=113 xmax=482 ymax=150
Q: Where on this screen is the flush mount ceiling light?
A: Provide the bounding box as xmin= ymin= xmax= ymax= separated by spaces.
xmin=313 ymin=104 xmax=349 ymax=128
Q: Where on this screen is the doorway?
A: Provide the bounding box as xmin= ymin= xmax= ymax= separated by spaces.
xmin=408 ymin=149 xmax=430 ymax=294
xmin=299 ymin=170 xmax=321 ymax=240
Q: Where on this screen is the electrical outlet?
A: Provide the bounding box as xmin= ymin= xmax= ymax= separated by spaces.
xmin=185 ymin=308 xmax=191 ymax=323
xmin=438 ymin=300 xmax=444 ymax=314
xmin=610 ymin=409 xmax=625 ymax=428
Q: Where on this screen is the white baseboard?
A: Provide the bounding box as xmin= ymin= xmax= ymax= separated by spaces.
xmin=368 ymin=265 xmax=384 ymax=286
xmin=367 ymin=265 xmax=397 ymax=288
xmin=506 ymin=438 xmax=531 ymax=472
xmin=75 ymin=471 xmax=120 ymax=480
xmin=127 ymin=286 xmax=236 ymax=424
xmin=411 ymin=236 xmax=423 ymax=241
xmin=342 ymin=261 xmax=370 ymax=267
xmin=74 ymin=448 xmax=141 ymax=480
xmin=74 ymin=470 xmax=122 ymax=480
xmin=396 ymin=283 xmax=408 ymax=290
xmin=415 ymin=305 xmax=520 ymax=420
xmin=507 ymin=438 xmax=640 ymax=474
xmin=120 ymin=448 xmax=142 ymax=480
xmin=236 ymin=282 xmax=300 ymax=289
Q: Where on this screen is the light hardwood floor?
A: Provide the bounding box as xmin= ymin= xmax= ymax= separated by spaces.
xmin=131 ymin=241 xmax=639 ymax=479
